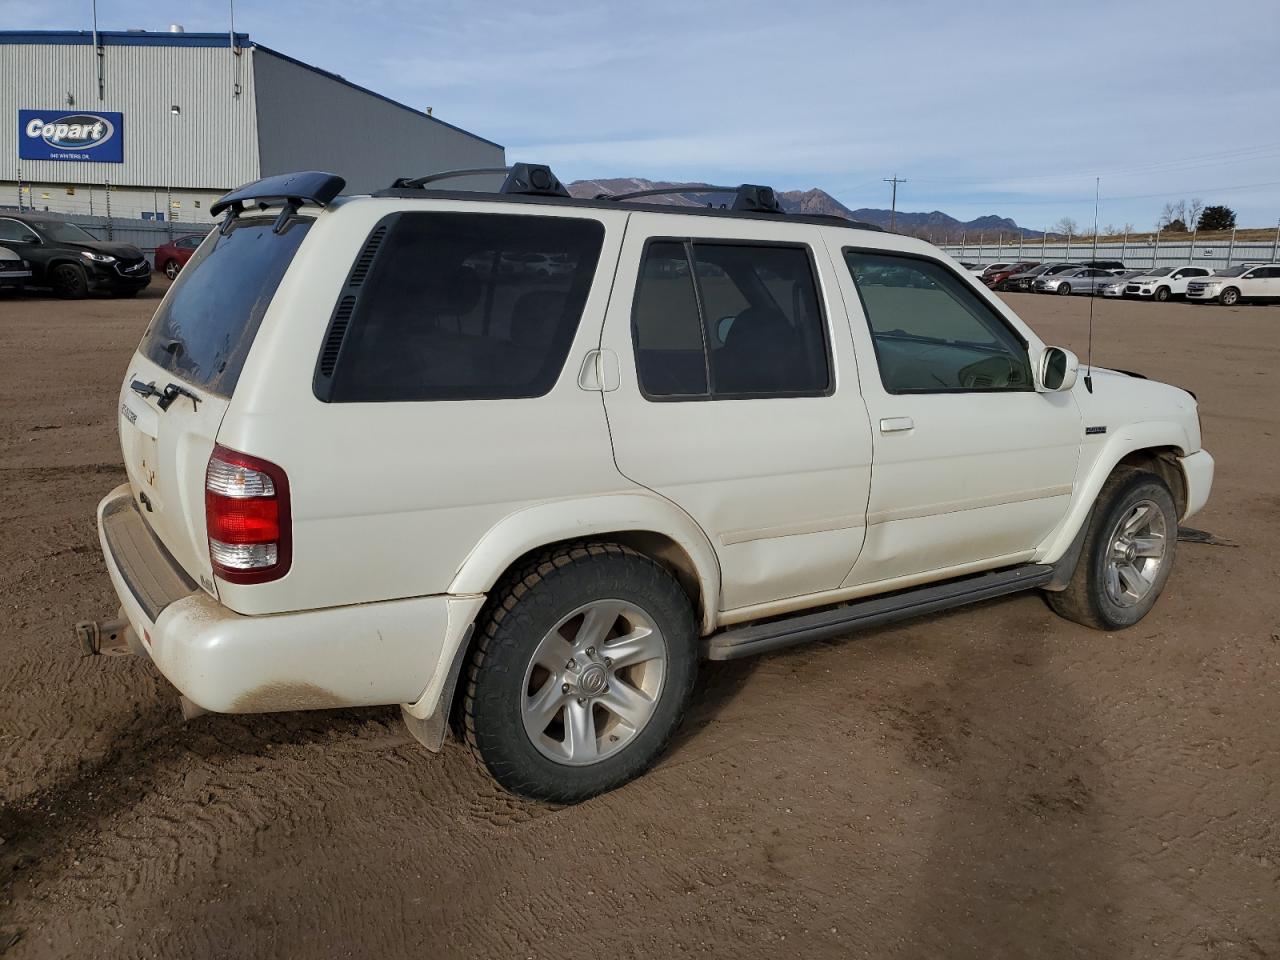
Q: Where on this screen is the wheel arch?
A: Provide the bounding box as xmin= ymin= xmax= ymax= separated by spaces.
xmin=403 ymin=496 xmax=723 ymax=734
xmin=447 ymin=493 xmax=722 ymax=636
xmin=1036 ymin=422 xmax=1192 ymax=564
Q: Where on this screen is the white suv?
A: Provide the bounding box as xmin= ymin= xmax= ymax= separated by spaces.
xmin=1123 ymin=264 xmax=1213 ymax=301
xmin=1186 ymin=263 xmax=1280 ymax=305
xmin=83 ymin=166 xmax=1214 ymax=802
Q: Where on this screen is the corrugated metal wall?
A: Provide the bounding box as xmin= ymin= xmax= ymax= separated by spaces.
xmin=252 ymin=48 xmax=504 ymax=194
xmin=940 ymin=236 xmax=1280 ymax=270
xmin=0 ymin=40 xmax=259 ymax=190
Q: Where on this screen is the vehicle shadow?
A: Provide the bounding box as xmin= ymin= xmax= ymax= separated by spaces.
xmin=887 ymin=600 xmax=1121 ymax=957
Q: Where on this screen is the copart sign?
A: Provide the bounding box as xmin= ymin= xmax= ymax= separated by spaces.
xmin=18 ymin=109 xmax=124 ymax=163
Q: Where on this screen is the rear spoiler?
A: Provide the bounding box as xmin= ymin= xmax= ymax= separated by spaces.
xmin=211 ymin=171 xmax=345 ymax=233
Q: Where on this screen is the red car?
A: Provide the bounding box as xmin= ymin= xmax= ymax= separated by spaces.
xmin=152 ymin=233 xmax=207 ymax=280
xmin=984 ymin=260 xmax=1040 ymax=290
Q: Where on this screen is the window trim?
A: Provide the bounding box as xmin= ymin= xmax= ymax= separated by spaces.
xmin=630 ymin=235 xmax=836 ymax=403
xmin=842 ymin=245 xmax=1034 ymax=396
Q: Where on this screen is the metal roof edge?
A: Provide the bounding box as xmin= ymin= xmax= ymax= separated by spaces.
xmin=250 ymin=44 xmax=504 ymax=152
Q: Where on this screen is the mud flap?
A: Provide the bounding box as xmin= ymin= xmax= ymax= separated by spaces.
xmin=1042 ymin=507 xmax=1093 ymax=592
xmin=401 ymin=625 xmax=474 ymax=753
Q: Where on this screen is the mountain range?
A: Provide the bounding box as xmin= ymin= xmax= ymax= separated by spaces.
xmin=567 ymin=178 xmax=1042 ymax=239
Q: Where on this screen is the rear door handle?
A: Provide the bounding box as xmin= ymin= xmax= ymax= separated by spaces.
xmin=879 ymin=416 xmax=914 ymax=433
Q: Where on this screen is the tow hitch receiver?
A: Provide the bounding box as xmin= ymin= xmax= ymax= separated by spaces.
xmin=74 ymin=617 xmax=138 ymax=657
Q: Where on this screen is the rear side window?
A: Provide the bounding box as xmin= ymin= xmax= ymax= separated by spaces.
xmin=140 ymin=216 xmax=311 ymax=396
xmin=632 ymin=240 xmax=830 ymax=400
xmin=326 ymin=213 xmax=604 ymax=402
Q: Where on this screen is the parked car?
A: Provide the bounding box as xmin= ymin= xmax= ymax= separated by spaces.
xmin=1034 ymin=266 xmax=1115 ymax=295
xmin=964 ymin=262 xmax=990 ymax=275
xmin=79 ymin=166 xmax=1214 ymax=803
xmin=1006 ymin=262 xmax=1078 ymax=292
xmin=0 ymin=213 xmax=150 ymax=298
xmin=1101 ymin=270 xmax=1150 ymax=297
xmin=1186 ymin=263 xmax=1280 ymax=305
xmin=1082 ymin=259 xmax=1126 ymax=273
xmin=985 ymin=261 xmax=1040 ymax=290
xmin=1120 ymin=265 xmax=1213 ymax=301
xmin=153 ymin=234 xmax=207 ymax=280
xmin=0 ymin=245 xmax=31 ymax=293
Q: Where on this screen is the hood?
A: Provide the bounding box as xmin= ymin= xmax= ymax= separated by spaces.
xmin=67 ymin=239 xmax=145 ymax=260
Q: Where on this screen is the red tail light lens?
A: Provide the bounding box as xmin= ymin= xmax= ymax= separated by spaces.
xmin=205 ymin=445 xmax=291 ymax=584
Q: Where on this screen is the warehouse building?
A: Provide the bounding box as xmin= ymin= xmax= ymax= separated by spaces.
xmin=0 ymin=28 xmax=504 ymax=221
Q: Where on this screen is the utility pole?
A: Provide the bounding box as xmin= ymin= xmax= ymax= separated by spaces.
xmin=884 ymin=175 xmax=907 ymax=232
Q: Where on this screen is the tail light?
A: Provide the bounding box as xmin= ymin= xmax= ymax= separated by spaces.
xmin=205 ymin=445 xmax=291 ymax=584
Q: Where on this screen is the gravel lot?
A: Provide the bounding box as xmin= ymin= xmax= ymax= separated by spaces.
xmin=1 ymin=281 xmax=1277 ymax=959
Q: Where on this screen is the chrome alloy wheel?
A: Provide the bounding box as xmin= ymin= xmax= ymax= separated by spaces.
xmin=521 ymin=599 xmax=667 ymax=766
xmin=1104 ymin=499 xmax=1168 ymax=608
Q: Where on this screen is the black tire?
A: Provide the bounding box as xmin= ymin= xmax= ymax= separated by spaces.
xmin=1154 ymin=286 xmax=1170 ymax=302
xmin=51 ymin=263 xmax=89 ymax=299
xmin=163 ymin=259 xmax=180 ymax=280
xmin=462 ymin=542 xmax=698 ymax=803
xmin=1045 ymin=469 xmax=1177 ymax=630
xmin=1058 ymin=282 xmax=1072 ymax=295
xmin=1219 ymin=287 xmax=1240 ymax=306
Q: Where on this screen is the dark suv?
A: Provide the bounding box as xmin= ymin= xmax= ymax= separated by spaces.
xmin=0 ymin=214 xmax=151 ymax=298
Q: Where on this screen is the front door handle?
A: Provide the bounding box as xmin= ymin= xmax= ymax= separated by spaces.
xmin=880 ymin=416 xmax=914 ymax=433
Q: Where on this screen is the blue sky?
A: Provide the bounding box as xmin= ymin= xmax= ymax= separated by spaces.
xmin=7 ymin=0 xmax=1280 ymax=229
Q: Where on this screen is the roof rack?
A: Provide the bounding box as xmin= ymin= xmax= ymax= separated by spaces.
xmin=390 ymin=162 xmax=569 ymax=198
xmin=599 ymin=183 xmax=784 ymax=215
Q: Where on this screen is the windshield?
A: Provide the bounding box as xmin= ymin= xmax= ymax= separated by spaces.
xmin=1024 ymin=265 xmax=1050 ymax=276
xmin=1213 ymin=265 xmax=1250 ymax=277
xmin=1144 ymin=267 xmax=1173 ymax=277
xmin=139 ymin=216 xmax=312 ymax=396
xmin=30 ymin=219 xmax=97 ymax=243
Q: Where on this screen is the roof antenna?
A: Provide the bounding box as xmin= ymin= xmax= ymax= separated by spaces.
xmin=1084 ymin=176 xmax=1099 ymax=394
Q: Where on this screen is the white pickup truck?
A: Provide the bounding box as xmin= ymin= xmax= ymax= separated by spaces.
xmin=80 ymin=166 xmax=1215 ymax=802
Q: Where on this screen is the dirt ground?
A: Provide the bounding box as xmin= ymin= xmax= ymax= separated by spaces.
xmin=1 ymin=280 xmax=1277 ymax=960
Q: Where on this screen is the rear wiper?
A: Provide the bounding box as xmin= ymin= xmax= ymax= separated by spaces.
xmin=128 ymin=378 xmax=200 ymax=411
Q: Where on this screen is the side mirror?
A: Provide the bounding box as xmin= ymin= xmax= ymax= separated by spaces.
xmin=1039 ymin=346 xmax=1079 ymax=392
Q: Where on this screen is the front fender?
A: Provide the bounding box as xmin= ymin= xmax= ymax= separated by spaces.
xmin=1035 ymin=419 xmax=1191 ymax=563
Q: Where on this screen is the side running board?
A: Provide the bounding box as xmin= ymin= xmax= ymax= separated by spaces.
xmin=704 ymin=564 xmax=1054 ymax=661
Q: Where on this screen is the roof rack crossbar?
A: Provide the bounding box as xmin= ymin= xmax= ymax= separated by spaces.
xmin=390 ymin=167 xmax=512 ymax=190
xmin=390 ymin=162 xmax=570 ymax=198
xmin=598 ymin=184 xmax=738 ymax=202
xmin=599 ymin=182 xmax=785 ymax=215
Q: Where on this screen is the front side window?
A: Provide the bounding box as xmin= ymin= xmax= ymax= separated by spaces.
xmin=0 ymin=219 xmax=37 ymax=243
xmin=329 ymin=212 xmax=604 ymax=402
xmin=844 ymin=250 xmax=1032 ymax=394
xmin=631 ymin=240 xmax=831 ymax=400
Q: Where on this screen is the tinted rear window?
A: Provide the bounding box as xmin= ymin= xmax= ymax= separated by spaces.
xmin=140 ymin=216 xmax=311 ymax=396
xmin=326 ymin=212 xmax=604 ymax=402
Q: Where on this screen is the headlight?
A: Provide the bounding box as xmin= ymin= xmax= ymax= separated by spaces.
xmin=80 ymin=250 xmax=116 ymax=263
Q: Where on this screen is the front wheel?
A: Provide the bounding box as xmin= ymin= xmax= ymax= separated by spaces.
xmin=1219 ymin=287 xmax=1240 ymax=306
xmin=1058 ymin=282 xmax=1072 ymax=295
xmin=51 ymin=263 xmax=89 ymax=299
xmin=1045 ymin=470 xmax=1177 ymax=630
xmin=462 ymin=542 xmax=698 ymax=803
xmin=1154 ymin=286 xmax=1170 ymax=302
xmin=163 ymin=259 xmax=180 ymax=280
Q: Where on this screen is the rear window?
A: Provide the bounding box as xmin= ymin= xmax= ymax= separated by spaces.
xmin=325 ymin=212 xmax=604 ymax=402
xmin=140 ymin=216 xmax=311 ymax=396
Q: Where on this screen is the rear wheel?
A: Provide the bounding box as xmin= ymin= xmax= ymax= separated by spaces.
xmin=1154 ymin=286 xmax=1170 ymax=302
xmin=163 ymin=259 xmax=180 ymax=280
xmin=1058 ymin=282 xmax=1072 ymax=295
xmin=51 ymin=263 xmax=88 ymax=299
xmin=1219 ymin=287 xmax=1240 ymax=306
xmin=462 ymin=542 xmax=698 ymax=803
xmin=1045 ymin=470 xmax=1177 ymax=630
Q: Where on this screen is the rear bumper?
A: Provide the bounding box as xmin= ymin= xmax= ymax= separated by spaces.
xmin=96 ymin=484 xmax=479 ymax=714
xmin=1179 ymin=450 xmax=1214 ymax=521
